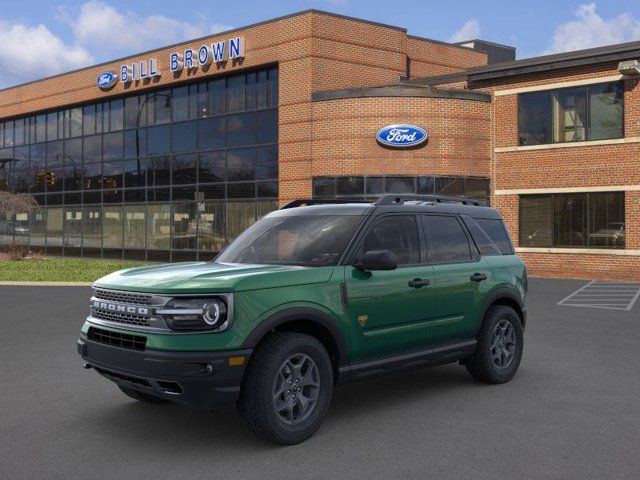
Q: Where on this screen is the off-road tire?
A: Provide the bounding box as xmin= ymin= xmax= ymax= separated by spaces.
xmin=118 ymin=385 xmax=170 ymax=404
xmin=238 ymin=331 xmax=334 ymax=445
xmin=466 ymin=305 xmax=523 ymax=384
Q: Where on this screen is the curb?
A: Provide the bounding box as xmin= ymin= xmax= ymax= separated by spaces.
xmin=0 ymin=281 xmax=94 ymax=286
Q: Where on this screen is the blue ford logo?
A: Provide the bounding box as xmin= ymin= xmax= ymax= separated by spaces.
xmin=96 ymin=71 xmax=118 ymax=90
xmin=376 ymin=124 xmax=427 ymax=148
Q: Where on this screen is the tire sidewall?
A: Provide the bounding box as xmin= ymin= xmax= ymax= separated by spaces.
xmin=479 ymin=307 xmax=524 ymax=383
xmin=255 ymin=335 xmax=334 ymax=444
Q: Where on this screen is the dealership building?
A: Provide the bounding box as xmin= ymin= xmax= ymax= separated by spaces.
xmin=0 ymin=10 xmax=639 ymax=280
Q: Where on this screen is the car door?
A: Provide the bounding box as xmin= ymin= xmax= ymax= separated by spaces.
xmin=345 ymin=214 xmax=436 ymax=362
xmin=422 ymin=214 xmax=494 ymax=345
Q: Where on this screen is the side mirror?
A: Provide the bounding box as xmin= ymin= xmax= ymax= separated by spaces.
xmin=355 ymin=249 xmax=398 ymax=271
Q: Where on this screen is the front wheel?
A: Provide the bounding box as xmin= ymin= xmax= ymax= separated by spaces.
xmin=466 ymin=305 xmax=523 ymax=384
xmin=238 ymin=331 xmax=334 ymax=445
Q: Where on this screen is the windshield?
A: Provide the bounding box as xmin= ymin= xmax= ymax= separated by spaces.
xmin=216 ymin=215 xmax=364 ymax=266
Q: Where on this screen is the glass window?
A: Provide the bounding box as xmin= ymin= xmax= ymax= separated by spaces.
xmin=366 ymin=177 xmax=384 ymax=196
xmin=83 ymin=105 xmax=96 ymax=136
xmin=227 ymin=112 xmax=256 ymax=147
xmin=257 ymin=109 xmax=277 ymax=144
xmin=198 ymin=201 xmax=225 ymax=252
xmin=83 ymin=206 xmax=102 ymax=248
xmin=29 ymin=207 xmax=46 ymax=247
xmin=102 ymin=160 xmax=123 ymax=190
xmin=554 ymin=193 xmax=586 ymax=247
xmin=14 ymin=146 xmax=30 ymax=193
xmin=436 ymin=177 xmax=465 ymax=196
xmin=103 ymin=206 xmax=123 ymax=248
xmin=466 ymin=177 xmax=490 ymax=204
xmin=83 ymin=135 xmax=102 ymax=163
xmin=14 ymin=118 xmax=25 ymax=146
xmin=63 ymin=207 xmax=82 ymax=248
xmin=172 ymin=86 xmax=189 ymax=122
xmin=475 ymin=218 xmax=514 ymax=254
xmin=198 ymin=150 xmax=226 ymax=183
xmin=110 ymin=100 xmax=124 ymax=131
xmin=83 ymin=162 xmax=102 ymax=190
xmin=208 ymin=79 xmax=225 ymax=116
xmin=313 ymin=178 xmax=336 ymax=198
xmin=267 ymin=68 xmax=278 ymax=108
xmin=462 ymin=217 xmax=501 ymax=256
xmin=172 ymin=202 xmax=197 ymax=250
xmin=227 ymin=75 xmax=245 ymax=113
xmin=386 ymin=177 xmax=414 ymax=194
xmin=198 ymin=117 xmax=225 ymax=150
xmin=519 ymin=82 xmax=623 ymax=145
xmin=228 ymin=182 xmax=255 ymax=198
xmin=227 ymin=148 xmax=255 ymax=181
xmin=124 ymin=205 xmax=145 ymax=249
xmin=258 ymin=180 xmax=278 ymax=198
xmin=417 ymin=176 xmax=434 ymax=194
xmin=218 ymin=214 xmax=362 ymax=266
xmin=361 ymin=215 xmax=420 ymax=265
xmin=147 ymin=125 xmax=170 ymax=155
xmin=336 ymin=177 xmax=364 ymax=197
xmin=226 ymin=202 xmax=256 ymax=242
xmin=154 ymin=91 xmax=171 ymax=124
xmin=69 ymin=108 xmax=83 ymax=137
xmin=589 ymin=83 xmax=623 ymax=141
xmin=246 ymin=72 xmax=257 ymax=110
xmin=172 ymin=121 xmax=197 ymax=153
xmin=4 ymin=121 xmax=14 ymax=147
xmin=588 ymin=192 xmax=625 ymax=248
xmin=172 ymin=154 xmax=197 ymax=185
xmin=424 ymin=215 xmax=472 ymax=264
xmin=518 ymin=91 xmax=552 ymax=145
xmin=256 ymin=146 xmax=277 ymax=180
xmin=103 ymin=132 xmax=123 ymax=160
xmin=553 ymin=87 xmax=587 ymax=143
xmin=519 ymin=195 xmax=553 ymax=247
xmin=147 ymin=204 xmax=171 ymax=250
xmin=147 ymin=155 xmax=171 ymax=186
xmin=45 ymin=207 xmax=63 ymax=247
xmin=35 ymin=115 xmax=47 ymax=143
xmin=124 ymin=96 xmax=139 ymax=129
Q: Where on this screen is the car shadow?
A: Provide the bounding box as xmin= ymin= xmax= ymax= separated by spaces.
xmin=72 ymin=364 xmax=485 ymax=451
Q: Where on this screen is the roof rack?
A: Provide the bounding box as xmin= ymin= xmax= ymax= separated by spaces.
xmin=280 ymin=199 xmax=371 ymax=209
xmin=374 ymin=194 xmax=481 ymax=206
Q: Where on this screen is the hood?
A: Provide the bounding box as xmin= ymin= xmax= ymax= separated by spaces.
xmin=93 ymin=262 xmax=335 ymax=294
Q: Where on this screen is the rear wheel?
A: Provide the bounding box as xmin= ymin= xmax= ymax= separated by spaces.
xmin=238 ymin=331 xmax=334 ymax=445
xmin=118 ymin=385 xmax=170 ymax=404
xmin=466 ymin=305 xmax=523 ymax=384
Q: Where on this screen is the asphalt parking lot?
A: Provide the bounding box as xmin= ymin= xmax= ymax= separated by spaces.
xmin=1 ymin=278 xmax=639 ymax=480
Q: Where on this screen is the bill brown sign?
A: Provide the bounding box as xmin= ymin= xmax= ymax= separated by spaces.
xmin=98 ymin=36 xmax=245 ymax=89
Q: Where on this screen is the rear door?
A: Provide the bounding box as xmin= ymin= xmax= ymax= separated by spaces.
xmin=422 ymin=214 xmax=494 ymax=345
xmin=345 ymin=214 xmax=436 ymax=362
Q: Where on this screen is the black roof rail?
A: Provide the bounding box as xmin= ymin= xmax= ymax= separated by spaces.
xmin=374 ymin=194 xmax=481 ymax=206
xmin=280 ymin=199 xmax=372 ymax=209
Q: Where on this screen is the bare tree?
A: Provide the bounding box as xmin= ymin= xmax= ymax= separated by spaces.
xmin=0 ymin=191 xmax=37 ymax=216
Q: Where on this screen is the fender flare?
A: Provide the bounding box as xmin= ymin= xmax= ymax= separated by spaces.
xmin=474 ymin=287 xmax=526 ymax=335
xmin=242 ymin=307 xmax=348 ymax=366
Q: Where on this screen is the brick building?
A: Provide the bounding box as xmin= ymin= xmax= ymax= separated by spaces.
xmin=0 ymin=9 xmax=637 ymax=280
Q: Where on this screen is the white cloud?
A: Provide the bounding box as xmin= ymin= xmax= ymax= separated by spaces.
xmin=448 ymin=19 xmax=481 ymax=43
xmin=544 ymin=3 xmax=640 ymax=54
xmin=0 ymin=20 xmax=93 ymax=87
xmin=63 ymin=1 xmax=233 ymax=58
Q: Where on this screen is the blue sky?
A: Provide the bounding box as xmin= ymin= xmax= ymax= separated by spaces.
xmin=1 ymin=0 xmax=640 ymax=88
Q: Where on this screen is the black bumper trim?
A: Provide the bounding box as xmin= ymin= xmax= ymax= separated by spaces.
xmin=77 ymin=337 xmax=252 ymax=410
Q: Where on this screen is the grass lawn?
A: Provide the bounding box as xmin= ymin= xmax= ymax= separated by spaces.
xmin=0 ymin=258 xmax=148 ymax=282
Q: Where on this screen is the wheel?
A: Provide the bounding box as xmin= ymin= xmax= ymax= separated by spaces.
xmin=466 ymin=305 xmax=523 ymax=384
xmin=238 ymin=331 xmax=334 ymax=445
xmin=118 ymin=385 xmax=170 ymax=404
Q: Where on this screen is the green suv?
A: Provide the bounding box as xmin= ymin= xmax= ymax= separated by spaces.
xmin=77 ymin=194 xmax=527 ymax=444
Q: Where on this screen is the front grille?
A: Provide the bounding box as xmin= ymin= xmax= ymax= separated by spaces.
xmin=93 ymin=288 xmax=153 ymax=305
xmin=92 ymin=308 xmax=151 ymax=327
xmin=87 ymin=326 xmax=147 ymax=350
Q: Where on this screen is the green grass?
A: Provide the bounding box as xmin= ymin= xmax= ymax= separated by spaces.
xmin=0 ymin=258 xmax=149 ymax=282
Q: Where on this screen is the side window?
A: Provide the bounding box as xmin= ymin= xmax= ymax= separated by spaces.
xmin=360 ymin=215 xmax=420 ymax=265
xmin=476 ymin=218 xmax=514 ymax=255
xmin=462 ymin=216 xmax=501 ymax=256
xmin=423 ymin=215 xmax=472 ymax=264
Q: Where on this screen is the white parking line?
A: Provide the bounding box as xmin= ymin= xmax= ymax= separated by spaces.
xmin=557 ymin=281 xmax=640 ymax=311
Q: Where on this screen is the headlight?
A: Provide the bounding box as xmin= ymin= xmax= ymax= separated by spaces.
xmin=158 ymin=297 xmax=229 ymax=331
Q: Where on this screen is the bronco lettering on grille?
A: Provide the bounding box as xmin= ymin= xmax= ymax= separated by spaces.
xmin=92 ymin=301 xmax=150 ymax=316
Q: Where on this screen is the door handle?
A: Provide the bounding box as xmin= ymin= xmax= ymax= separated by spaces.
xmin=470 ymin=273 xmax=488 ymax=282
xmin=408 ymin=278 xmax=430 ymax=288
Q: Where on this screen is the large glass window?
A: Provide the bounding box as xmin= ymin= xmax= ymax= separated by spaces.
xmin=1 ymin=66 xmax=278 ymax=259
xmin=423 ymin=215 xmax=472 ymax=264
xmin=520 ymin=192 xmax=624 ymax=248
xmin=518 ymin=82 xmax=623 ymax=145
xmin=361 ymin=215 xmax=420 ymax=265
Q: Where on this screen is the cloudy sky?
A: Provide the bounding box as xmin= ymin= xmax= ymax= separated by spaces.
xmin=1 ymin=0 xmax=640 ymax=88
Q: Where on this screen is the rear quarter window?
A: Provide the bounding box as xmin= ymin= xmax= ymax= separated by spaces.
xmin=475 ymin=218 xmax=514 ymax=255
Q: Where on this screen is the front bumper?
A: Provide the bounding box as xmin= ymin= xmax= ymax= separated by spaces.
xmin=77 ymin=337 xmax=252 ymax=410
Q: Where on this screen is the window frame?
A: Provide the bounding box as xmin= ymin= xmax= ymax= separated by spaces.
xmin=517 ymin=81 xmax=624 ymax=146
xmin=519 ymin=192 xmax=625 ymax=249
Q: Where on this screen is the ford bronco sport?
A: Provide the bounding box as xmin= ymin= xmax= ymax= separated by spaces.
xmin=77 ymin=194 xmax=527 ymax=444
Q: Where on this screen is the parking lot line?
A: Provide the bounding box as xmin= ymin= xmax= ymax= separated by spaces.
xmin=557 ymin=281 xmax=640 ymax=311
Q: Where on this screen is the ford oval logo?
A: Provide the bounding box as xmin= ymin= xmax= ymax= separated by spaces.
xmin=376 ymin=124 xmax=427 ymax=148
xmin=96 ymin=71 xmax=118 ymax=90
